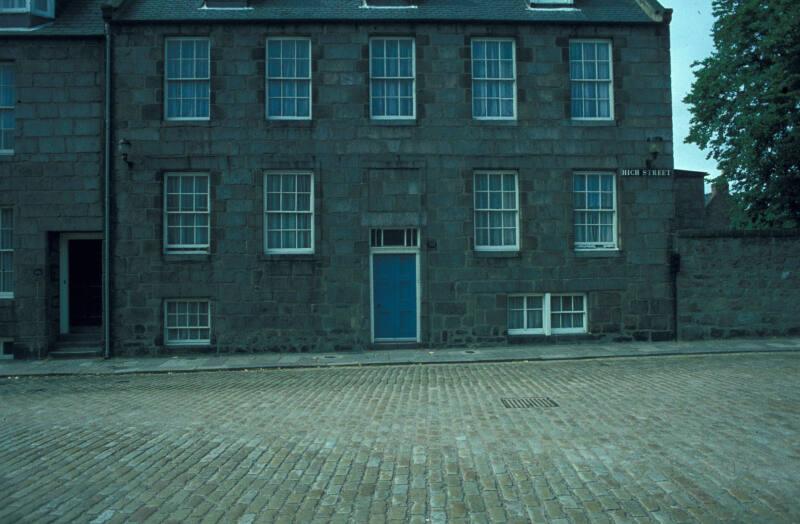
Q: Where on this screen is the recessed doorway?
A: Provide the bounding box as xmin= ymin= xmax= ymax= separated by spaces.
xmin=59 ymin=233 xmax=103 ymax=335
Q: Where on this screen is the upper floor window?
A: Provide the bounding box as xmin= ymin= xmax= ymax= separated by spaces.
xmin=472 ymin=39 xmax=516 ymax=120
xmin=0 ymin=208 xmax=13 ymax=299
xmin=0 ymin=64 xmax=14 ymax=154
xmin=264 ymin=172 xmax=314 ymax=254
xmin=0 ymin=0 xmax=54 ymax=17
xmin=573 ymin=172 xmax=617 ymax=250
xmin=474 ymin=171 xmax=519 ymax=251
xmin=164 ymin=173 xmax=210 ymax=254
xmin=165 ymin=38 xmax=211 ymax=121
xmin=370 ymin=38 xmax=415 ymax=119
xmin=570 ymin=40 xmax=613 ymax=120
xmin=266 ymin=38 xmax=312 ymax=120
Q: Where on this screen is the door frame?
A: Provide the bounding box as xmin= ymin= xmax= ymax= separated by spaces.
xmin=369 ymin=247 xmax=421 ymax=344
xmin=59 ymin=232 xmax=103 ymax=335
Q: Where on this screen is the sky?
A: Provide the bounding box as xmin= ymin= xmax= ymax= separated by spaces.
xmin=667 ymin=0 xmax=720 ymax=181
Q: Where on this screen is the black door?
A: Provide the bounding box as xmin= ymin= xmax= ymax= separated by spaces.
xmin=69 ymin=239 xmax=102 ymax=327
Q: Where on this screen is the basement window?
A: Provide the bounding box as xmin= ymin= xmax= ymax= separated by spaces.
xmin=508 ymin=293 xmax=587 ymax=335
xmin=164 ymin=299 xmax=211 ymax=346
xmin=0 ymin=0 xmax=55 ymax=17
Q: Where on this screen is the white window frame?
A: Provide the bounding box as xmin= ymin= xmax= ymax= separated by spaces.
xmin=164 ymin=37 xmax=211 ymax=122
xmin=0 ymin=0 xmax=54 ymax=16
xmin=264 ymin=171 xmax=314 ymax=255
xmin=265 ymin=37 xmax=313 ymax=121
xmin=0 ymin=207 xmax=12 ymax=299
xmin=164 ymin=299 xmax=211 ymax=347
xmin=0 ymin=63 xmax=14 ymax=155
xmin=573 ymin=172 xmax=618 ymax=251
xmin=471 ymin=38 xmax=517 ymax=121
xmin=474 ymin=171 xmax=520 ymax=252
xmin=508 ymin=293 xmax=587 ymax=336
xmin=369 ymin=37 xmax=416 ymax=120
xmin=569 ymin=39 xmax=614 ymax=121
xmin=0 ymin=338 xmax=12 ymax=359
xmin=163 ymin=173 xmax=211 ymax=255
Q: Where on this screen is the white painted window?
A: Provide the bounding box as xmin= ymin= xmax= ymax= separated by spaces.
xmin=550 ymin=294 xmax=587 ymax=334
xmin=508 ymin=293 xmax=587 ymax=335
xmin=0 ymin=338 xmax=12 ymax=359
xmin=0 ymin=208 xmax=12 ymax=298
xmin=164 ymin=173 xmax=210 ymax=254
xmin=164 ymin=299 xmax=211 ymax=346
xmin=0 ymin=64 xmax=14 ymax=154
xmin=165 ymin=38 xmax=211 ymax=120
xmin=0 ymin=0 xmax=53 ymax=16
xmin=370 ymin=37 xmax=416 ymax=119
xmin=264 ymin=172 xmax=313 ymax=254
xmin=266 ymin=38 xmax=312 ymax=120
xmin=574 ymin=172 xmax=617 ymax=250
xmin=474 ymin=171 xmax=519 ymax=251
xmin=472 ymin=39 xmax=516 ymax=120
xmin=570 ymin=40 xmax=613 ymax=120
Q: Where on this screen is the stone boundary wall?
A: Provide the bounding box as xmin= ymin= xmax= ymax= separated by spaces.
xmin=675 ymin=230 xmax=800 ymax=340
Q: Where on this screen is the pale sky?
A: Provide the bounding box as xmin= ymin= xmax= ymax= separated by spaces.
xmin=666 ymin=0 xmax=719 ymax=181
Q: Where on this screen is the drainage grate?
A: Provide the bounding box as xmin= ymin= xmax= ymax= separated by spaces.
xmin=501 ymin=397 xmax=558 ymax=408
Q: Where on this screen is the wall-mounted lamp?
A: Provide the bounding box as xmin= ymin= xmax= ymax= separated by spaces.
xmin=646 ymin=136 xmax=664 ymax=169
xmin=118 ymin=138 xmax=133 ymax=168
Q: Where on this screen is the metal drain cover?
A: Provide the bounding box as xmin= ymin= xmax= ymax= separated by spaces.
xmin=501 ymin=397 xmax=558 ymax=408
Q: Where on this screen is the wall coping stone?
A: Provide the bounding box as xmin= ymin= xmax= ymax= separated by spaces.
xmin=676 ymin=229 xmax=800 ymax=239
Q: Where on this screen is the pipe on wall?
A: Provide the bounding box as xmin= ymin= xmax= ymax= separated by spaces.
xmin=102 ymin=8 xmax=112 ymax=359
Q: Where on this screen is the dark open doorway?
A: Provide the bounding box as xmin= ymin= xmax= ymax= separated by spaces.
xmin=69 ymin=239 xmax=102 ymax=327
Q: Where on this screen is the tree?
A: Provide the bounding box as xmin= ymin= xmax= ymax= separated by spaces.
xmin=684 ymin=0 xmax=800 ymax=228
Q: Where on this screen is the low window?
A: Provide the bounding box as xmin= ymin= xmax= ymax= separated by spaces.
xmin=0 ymin=208 xmax=12 ymax=298
xmin=508 ymin=293 xmax=587 ymax=335
xmin=474 ymin=172 xmax=519 ymax=251
xmin=164 ymin=173 xmax=210 ymax=254
xmin=165 ymin=37 xmax=211 ymax=120
xmin=370 ymin=37 xmax=415 ymax=119
xmin=0 ymin=63 xmax=14 ymax=154
xmin=264 ymin=172 xmax=314 ymax=254
xmin=164 ymin=300 xmax=211 ymax=346
xmin=266 ymin=38 xmax=312 ymax=120
xmin=573 ymin=172 xmax=617 ymax=250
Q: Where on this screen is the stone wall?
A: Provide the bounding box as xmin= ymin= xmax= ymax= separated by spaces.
xmin=0 ymin=37 xmax=105 ymax=357
xmin=110 ymin=21 xmax=676 ymax=355
xmin=676 ymin=230 xmax=800 ymax=339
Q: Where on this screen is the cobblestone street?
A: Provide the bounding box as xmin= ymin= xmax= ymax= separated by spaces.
xmin=1 ymin=353 xmax=799 ymax=523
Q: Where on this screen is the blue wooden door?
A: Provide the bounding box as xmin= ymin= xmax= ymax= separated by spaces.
xmin=373 ymin=253 xmax=417 ymax=340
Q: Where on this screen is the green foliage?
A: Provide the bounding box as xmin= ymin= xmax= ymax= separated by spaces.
xmin=685 ymin=0 xmax=800 ymax=228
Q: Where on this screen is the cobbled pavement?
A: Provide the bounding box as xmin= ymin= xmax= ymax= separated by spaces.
xmin=1 ymin=353 xmax=799 ymax=523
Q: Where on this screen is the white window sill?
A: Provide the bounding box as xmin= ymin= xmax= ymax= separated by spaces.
xmin=0 ymin=293 xmax=14 ymax=300
xmin=508 ymin=329 xmax=545 ymax=336
xmin=551 ymin=329 xmax=588 ymax=335
xmin=267 ymin=116 xmax=313 ymax=122
xmin=165 ymin=341 xmax=211 ymax=348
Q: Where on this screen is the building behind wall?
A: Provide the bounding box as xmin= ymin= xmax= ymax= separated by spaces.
xmin=2 ymin=0 xmax=692 ymax=358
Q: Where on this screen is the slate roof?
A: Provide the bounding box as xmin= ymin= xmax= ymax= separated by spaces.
xmin=114 ymin=0 xmax=663 ymax=25
xmin=0 ymin=0 xmax=105 ymax=36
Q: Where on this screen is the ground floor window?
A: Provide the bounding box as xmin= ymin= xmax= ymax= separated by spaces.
xmin=164 ymin=299 xmax=211 ymax=346
xmin=508 ymin=293 xmax=587 ymax=335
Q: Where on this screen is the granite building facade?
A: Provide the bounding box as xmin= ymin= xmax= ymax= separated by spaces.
xmin=2 ymin=0 xmax=693 ymax=358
